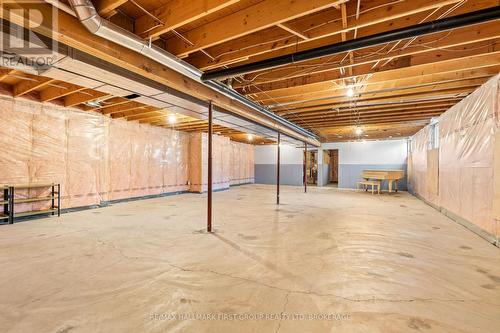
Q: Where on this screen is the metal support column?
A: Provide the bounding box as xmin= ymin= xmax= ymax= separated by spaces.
xmin=207 ymin=101 xmax=213 ymax=232
xmin=276 ymin=132 xmax=280 ymax=205
xmin=304 ymin=142 xmax=307 ymax=193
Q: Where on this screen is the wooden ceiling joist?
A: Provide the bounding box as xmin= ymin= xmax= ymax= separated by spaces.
xmin=135 ymin=0 xmax=241 ymax=39
xmin=40 ymin=82 xmax=86 ymax=102
xmin=165 ymin=0 xmax=346 ymax=57
xmin=64 ymin=89 xmax=109 ymax=107
xmin=95 ymin=0 xmax=128 ymax=18
xmin=271 ymin=78 xmax=487 ymax=113
xmin=186 ymin=0 xmax=489 ymax=70
xmin=241 ymin=49 xmax=500 ymax=95
xmin=236 ymin=21 xmax=500 ymax=88
xmin=13 ymin=76 xmax=54 ymax=97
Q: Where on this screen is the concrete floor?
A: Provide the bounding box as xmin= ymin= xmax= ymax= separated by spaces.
xmin=1 ymin=185 xmax=499 ymax=333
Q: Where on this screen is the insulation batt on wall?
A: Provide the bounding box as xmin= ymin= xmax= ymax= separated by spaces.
xmin=0 ymin=96 xmax=255 ymax=211
xmin=409 ymin=74 xmax=500 ymax=244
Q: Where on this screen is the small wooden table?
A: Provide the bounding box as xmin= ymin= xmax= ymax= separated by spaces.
xmin=361 ymin=170 xmax=404 ymax=193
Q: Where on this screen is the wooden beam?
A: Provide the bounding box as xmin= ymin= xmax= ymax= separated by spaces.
xmin=40 ymin=82 xmax=86 ymax=102
xmin=276 ymin=85 xmax=478 ymax=117
xmin=241 ymin=49 xmax=500 ymax=94
xmin=64 ymin=89 xmax=109 ymax=107
xmin=236 ymin=22 xmax=500 ymax=89
xmin=287 ymin=107 xmax=449 ymax=123
xmin=253 ymin=64 xmax=500 ymax=102
xmin=101 ymin=101 xmax=143 ymax=115
xmin=276 ymin=23 xmax=309 ymax=40
xmin=285 ymin=103 xmax=457 ymax=120
xmin=95 ymin=0 xmax=128 ymax=18
xmin=0 ymin=68 xmax=14 ymax=81
xmin=165 ymin=0 xmax=346 ymax=57
xmin=135 ymin=0 xmax=241 ymax=39
xmin=0 ymin=1 xmax=320 ymax=146
xmin=302 ymin=114 xmax=441 ymax=127
xmin=123 ymin=108 xmax=162 ymax=120
xmin=276 ymin=96 xmax=464 ymax=116
xmin=256 ymin=66 xmax=500 ymax=103
xmin=186 ymin=0 xmax=479 ymax=70
xmin=271 ymin=77 xmax=488 ymax=112
xmin=13 ymin=77 xmax=54 ymax=97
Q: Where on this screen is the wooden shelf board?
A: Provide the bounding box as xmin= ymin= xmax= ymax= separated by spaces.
xmin=14 ymin=196 xmax=55 ymax=203
xmin=0 ymin=214 xmax=9 ymax=220
xmin=14 ymin=209 xmax=57 ymax=218
xmin=1 ymin=183 xmax=56 ymax=189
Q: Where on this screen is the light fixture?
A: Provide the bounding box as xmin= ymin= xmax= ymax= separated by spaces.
xmin=355 ymin=126 xmax=363 ymax=135
xmin=346 ymin=86 xmax=355 ymax=97
xmin=247 ymin=133 xmax=254 ymax=141
xmin=167 ymin=113 xmax=177 ymax=124
xmin=85 ymin=100 xmax=101 ymax=108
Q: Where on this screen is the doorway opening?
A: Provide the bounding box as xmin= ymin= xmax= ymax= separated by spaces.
xmin=305 ymin=150 xmax=317 ymax=185
xmin=325 ymin=149 xmax=339 ymax=187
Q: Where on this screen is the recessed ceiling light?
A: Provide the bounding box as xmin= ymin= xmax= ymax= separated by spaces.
xmin=247 ymin=133 xmax=254 ymax=141
xmin=346 ymin=86 xmax=354 ymax=97
xmin=355 ymin=126 xmax=363 ymax=135
xmin=167 ymin=113 xmax=176 ymax=124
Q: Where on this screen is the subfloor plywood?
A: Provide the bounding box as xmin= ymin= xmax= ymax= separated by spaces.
xmin=1 ymin=185 xmax=499 ymax=332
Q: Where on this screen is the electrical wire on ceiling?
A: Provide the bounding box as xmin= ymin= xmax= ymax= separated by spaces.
xmin=203 ymin=0 xmax=404 ymax=63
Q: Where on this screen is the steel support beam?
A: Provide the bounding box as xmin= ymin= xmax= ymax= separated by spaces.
xmin=277 ymin=132 xmax=280 ymax=205
xmin=304 ymin=142 xmax=308 ymax=193
xmin=207 ymin=100 xmax=213 ymax=232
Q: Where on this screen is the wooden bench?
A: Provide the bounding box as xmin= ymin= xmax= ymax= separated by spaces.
xmin=356 ymin=180 xmax=381 ymax=194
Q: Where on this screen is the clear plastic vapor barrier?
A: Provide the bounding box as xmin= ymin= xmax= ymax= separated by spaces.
xmin=409 ymin=75 xmax=500 ymax=242
xmin=0 ymin=97 xmax=255 ymax=210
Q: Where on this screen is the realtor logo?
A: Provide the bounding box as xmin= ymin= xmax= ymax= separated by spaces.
xmin=0 ymin=0 xmax=59 ymax=68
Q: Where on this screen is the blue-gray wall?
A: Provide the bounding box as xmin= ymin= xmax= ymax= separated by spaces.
xmin=255 ymin=164 xmax=303 ymax=186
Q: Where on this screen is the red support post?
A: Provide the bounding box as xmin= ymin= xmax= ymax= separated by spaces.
xmin=277 ymin=132 xmax=280 ymax=205
xmin=207 ymin=101 xmax=213 ymax=232
xmin=304 ymin=142 xmax=307 ymax=193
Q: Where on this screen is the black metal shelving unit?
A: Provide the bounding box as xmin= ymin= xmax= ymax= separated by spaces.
xmin=0 ymin=183 xmax=61 ymax=224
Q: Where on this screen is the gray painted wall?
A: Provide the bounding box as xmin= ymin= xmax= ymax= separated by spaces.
xmin=255 ymin=164 xmax=303 ymax=186
xmin=254 ymin=140 xmax=408 ymax=190
xmin=322 ymin=164 xmax=330 ymax=186
xmin=339 ymin=163 xmax=408 ymax=191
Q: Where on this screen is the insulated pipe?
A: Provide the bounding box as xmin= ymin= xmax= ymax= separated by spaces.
xmin=207 ymin=101 xmax=213 ymax=233
xmin=277 ymin=132 xmax=280 ymax=205
xmin=67 ymin=0 xmax=318 ymax=143
xmin=201 ymin=6 xmax=500 ymax=81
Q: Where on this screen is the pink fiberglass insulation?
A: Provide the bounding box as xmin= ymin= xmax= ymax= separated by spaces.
xmin=187 ymin=133 xmax=253 ymax=193
xmin=148 ymin=126 xmax=165 ymax=196
xmin=108 ymin=119 xmax=132 ymax=201
xmin=0 ymin=99 xmax=34 ymax=212
xmin=66 ymin=110 xmax=103 ymax=208
xmin=188 ymin=132 xmax=203 ymax=193
xmin=409 ymin=75 xmax=500 ymax=240
xmin=175 ymin=131 xmax=190 ymax=192
xmin=163 ymin=128 xmax=177 ymax=193
xmin=129 ymin=123 xmax=150 ymax=198
xmin=0 ymin=95 xmax=253 ymax=210
xmin=31 ymin=104 xmax=67 ymax=211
